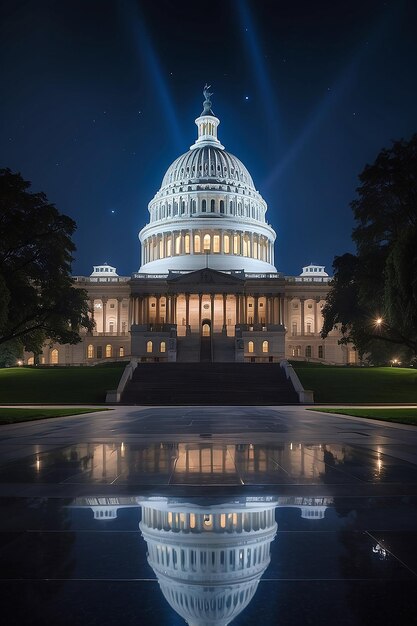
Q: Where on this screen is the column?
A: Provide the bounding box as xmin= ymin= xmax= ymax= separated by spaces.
xmin=173 ymin=295 xmax=177 ymax=324
xmin=102 ymin=297 xmax=108 ymax=334
xmin=300 ymin=298 xmax=305 ymax=336
xmin=117 ymin=298 xmax=122 ymax=335
xmin=90 ymin=300 xmax=95 ymax=334
xmin=156 ymin=296 xmax=160 ymax=324
xmin=235 ymin=294 xmax=239 ymax=325
xmin=315 ymin=298 xmax=321 ymax=334
xmin=254 ymin=295 xmax=259 ymax=324
xmin=222 ymin=293 xmax=227 ymax=333
xmin=199 ymin=294 xmax=203 ymax=327
xmin=210 ymin=294 xmax=215 ymax=327
xmin=128 ymin=298 xmax=133 ymax=327
xmin=185 ymin=293 xmax=190 ymax=333
xmin=244 ymin=295 xmax=248 ymax=324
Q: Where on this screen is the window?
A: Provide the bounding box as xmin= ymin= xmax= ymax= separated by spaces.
xmin=194 ymin=234 xmax=201 ymax=253
xmin=318 ymin=345 xmax=324 ymax=359
xmin=160 ymin=341 xmax=166 ymax=353
xmin=203 ymin=234 xmax=211 ymax=251
xmin=27 ymin=356 xmax=34 ymax=365
xmin=50 ymin=349 xmax=59 ymax=364
xmin=210 ymin=199 xmax=215 ymax=212
xmin=119 ymin=347 xmax=124 ymax=357
xmin=262 ymin=340 xmax=269 ymax=353
xmin=159 ymin=239 xmax=164 ymax=258
xmin=305 ymin=345 xmax=312 ymax=358
xmin=87 ymin=344 xmax=94 ymax=359
xmin=146 ymin=340 xmax=153 ymax=353
xmin=167 ymin=238 xmax=172 ymax=256
xmin=184 ymin=234 xmax=190 ymax=254
xmin=248 ymin=341 xmax=254 ymax=353
xmin=224 ymin=234 xmax=230 ymax=254
xmin=220 ymin=200 xmax=225 ymax=213
xmin=292 ymin=323 xmax=297 ymax=336
xmin=202 ymin=199 xmax=206 ymax=212
xmin=192 ymin=199 xmax=196 ymax=213
xmin=233 ymin=234 xmax=240 ymax=254
xmin=175 ymin=235 xmax=181 ymax=254
xmin=105 ymin=344 xmax=112 ymax=358
xmin=213 ymin=235 xmax=220 ymax=253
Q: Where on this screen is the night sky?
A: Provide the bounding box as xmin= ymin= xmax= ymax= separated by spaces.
xmin=1 ymin=0 xmax=416 ymax=276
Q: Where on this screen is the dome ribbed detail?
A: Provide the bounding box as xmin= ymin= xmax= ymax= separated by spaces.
xmin=161 ymin=146 xmax=255 ymax=191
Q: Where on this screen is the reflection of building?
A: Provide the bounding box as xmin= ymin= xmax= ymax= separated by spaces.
xmin=139 ymin=496 xmax=278 ymax=626
xmin=24 ymin=89 xmax=356 ymax=366
xmin=68 ymin=494 xmax=334 ymax=624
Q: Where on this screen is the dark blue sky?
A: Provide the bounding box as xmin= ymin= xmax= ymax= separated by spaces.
xmin=1 ymin=0 xmax=416 ymax=276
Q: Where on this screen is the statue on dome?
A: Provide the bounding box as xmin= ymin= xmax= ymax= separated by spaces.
xmin=202 ymin=83 xmax=214 ymax=115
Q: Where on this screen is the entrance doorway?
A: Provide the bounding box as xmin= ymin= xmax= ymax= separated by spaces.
xmin=202 ymin=319 xmax=211 ymax=336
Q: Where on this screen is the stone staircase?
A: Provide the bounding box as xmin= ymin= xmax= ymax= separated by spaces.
xmin=177 ymin=333 xmax=201 ymax=362
xmin=212 ymin=334 xmax=235 ymax=362
xmin=121 ymin=363 xmax=299 ymax=405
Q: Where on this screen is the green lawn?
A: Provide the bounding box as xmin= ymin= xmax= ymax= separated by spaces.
xmin=0 ymin=407 xmax=110 ymax=425
xmin=308 ymin=407 xmax=417 ymax=426
xmin=0 ymin=364 xmax=126 ymax=403
xmin=291 ymin=363 xmax=417 ymax=403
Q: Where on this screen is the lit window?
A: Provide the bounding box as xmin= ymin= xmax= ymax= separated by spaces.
xmin=224 ymin=234 xmax=230 ymax=253
xmin=146 ymin=340 xmax=153 ymax=353
xmin=105 ymin=344 xmax=112 ymax=358
xmin=167 ymin=238 xmax=172 ymax=256
xmin=87 ymin=344 xmax=94 ymax=359
xmin=203 ymin=234 xmax=211 ymax=252
xmin=27 ymin=356 xmax=34 ymax=365
xmin=50 ymin=349 xmax=59 ymax=364
xmin=248 ymin=341 xmax=254 ymax=353
xmin=175 ymin=235 xmax=181 ymax=254
xmin=159 ymin=239 xmax=164 ymax=258
xmin=243 ymin=237 xmax=248 ymax=257
xmin=213 ymin=235 xmax=220 ymax=252
xmin=184 ymin=234 xmax=190 ymax=254
xmin=194 ymin=234 xmax=201 ymax=253
xmin=253 ymin=241 xmax=258 ymax=258
xmin=160 ymin=341 xmax=166 ymax=353
xmin=233 ymin=234 xmax=240 ymax=254
xmin=262 ymin=341 xmax=269 ymax=353
xmin=119 ymin=347 xmax=124 ymax=357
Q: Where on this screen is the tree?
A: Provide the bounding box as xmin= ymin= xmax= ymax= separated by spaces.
xmin=322 ymin=134 xmax=417 ymax=360
xmin=0 ymin=169 xmax=93 ymax=356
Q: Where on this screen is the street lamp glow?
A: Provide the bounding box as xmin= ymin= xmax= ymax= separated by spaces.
xmin=376 ymin=317 xmax=383 ymax=325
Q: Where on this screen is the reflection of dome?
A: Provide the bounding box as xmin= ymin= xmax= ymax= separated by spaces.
xmin=139 ymin=497 xmax=278 ymax=626
xmin=138 ymin=89 xmax=276 ymax=274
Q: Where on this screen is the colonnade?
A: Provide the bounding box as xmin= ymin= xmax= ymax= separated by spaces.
xmin=88 ymin=297 xmax=129 ymax=335
xmin=149 ymin=193 xmax=265 ymax=223
xmin=142 ymin=230 xmax=274 ymax=265
xmin=130 ymin=293 xmax=284 ymax=331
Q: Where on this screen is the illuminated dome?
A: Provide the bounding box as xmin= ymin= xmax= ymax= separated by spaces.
xmin=139 ymin=496 xmax=278 ymax=626
xmin=138 ymin=87 xmax=276 ymax=274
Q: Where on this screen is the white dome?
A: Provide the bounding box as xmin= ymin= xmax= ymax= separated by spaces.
xmin=138 ymin=88 xmax=277 ymax=275
xmin=161 ymin=146 xmax=255 ymax=192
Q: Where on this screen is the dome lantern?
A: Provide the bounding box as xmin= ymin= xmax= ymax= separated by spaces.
xmin=190 ymin=84 xmax=224 ymax=150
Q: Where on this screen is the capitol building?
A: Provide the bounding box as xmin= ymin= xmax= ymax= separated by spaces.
xmin=26 ymin=88 xmax=354 ymax=366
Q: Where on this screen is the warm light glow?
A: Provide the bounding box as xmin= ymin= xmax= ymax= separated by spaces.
xmin=375 ymin=317 xmax=383 ymax=325
xmin=17 ymin=360 xmax=23 ymax=366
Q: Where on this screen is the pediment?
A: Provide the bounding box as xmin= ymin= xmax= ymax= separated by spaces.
xmin=168 ymin=268 xmax=244 ymax=285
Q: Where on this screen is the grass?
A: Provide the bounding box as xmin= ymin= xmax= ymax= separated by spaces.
xmin=0 ymin=407 xmax=110 ymax=425
xmin=308 ymin=407 xmax=417 ymax=426
xmin=291 ymin=363 xmax=417 ymax=403
xmin=0 ymin=364 xmax=126 ymax=403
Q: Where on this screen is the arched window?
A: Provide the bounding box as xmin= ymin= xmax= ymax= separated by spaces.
xmin=159 ymin=239 xmax=164 ymax=258
xmin=184 ymin=234 xmax=190 ymax=254
xmin=119 ymin=347 xmax=125 ymax=357
xmin=192 ymin=199 xmax=196 ymax=213
xmin=167 ymin=238 xmax=172 ymax=256
xmin=224 ymin=234 xmax=230 ymax=254
xmin=233 ymin=234 xmax=240 ymax=255
xmin=202 ymin=199 xmax=206 ymax=212
xmin=146 ymin=340 xmax=153 ymax=353
xmin=160 ymin=341 xmax=166 ymax=353
xmin=27 ymin=356 xmax=34 ymax=366
xmin=210 ymin=199 xmax=215 ymax=212
xmin=203 ymin=234 xmax=211 ymax=251
xmin=262 ymin=341 xmax=269 ymax=353
xmin=305 ymin=345 xmax=312 ymax=358
xmin=229 ymin=201 xmax=233 ymax=213
xmin=175 ymin=235 xmax=181 ymax=254
xmin=87 ymin=344 xmax=94 ymax=359
xmin=194 ymin=234 xmax=201 ymax=253
xmin=213 ymin=235 xmax=220 ymax=253
xmin=248 ymin=341 xmax=254 ymax=353
xmin=105 ymin=344 xmax=112 ymax=358
xmin=50 ymin=349 xmax=59 ymax=364
xmin=220 ymin=200 xmax=225 ymax=213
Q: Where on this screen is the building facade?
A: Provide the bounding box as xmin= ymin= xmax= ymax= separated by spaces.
xmin=24 ymin=90 xmax=355 ymax=366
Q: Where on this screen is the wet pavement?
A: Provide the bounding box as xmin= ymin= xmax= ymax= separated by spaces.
xmin=0 ymin=405 xmax=417 ymax=625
